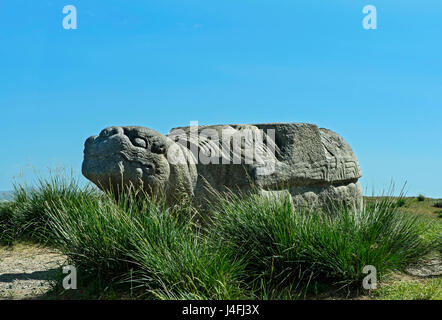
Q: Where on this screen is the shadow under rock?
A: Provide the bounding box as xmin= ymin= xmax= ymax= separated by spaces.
xmin=0 ymin=268 xmax=60 ymax=283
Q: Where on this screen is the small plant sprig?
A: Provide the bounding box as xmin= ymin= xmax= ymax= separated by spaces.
xmin=395 ymin=198 xmax=406 ymax=207
xmin=433 ymin=201 xmax=442 ymax=208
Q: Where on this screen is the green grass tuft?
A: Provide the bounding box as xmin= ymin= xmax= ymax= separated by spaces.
xmin=1 ymin=174 xmax=439 ymax=299
xmin=0 ymin=201 xmax=15 ymax=245
xmin=43 ymin=186 xmax=247 ymax=299
xmin=395 ymin=198 xmax=406 ymax=208
xmin=0 ymin=174 xmax=98 ymax=245
xmin=209 ymin=192 xmax=436 ymax=290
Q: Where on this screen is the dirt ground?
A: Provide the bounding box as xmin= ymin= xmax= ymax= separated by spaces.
xmin=0 ymin=243 xmax=66 ymax=300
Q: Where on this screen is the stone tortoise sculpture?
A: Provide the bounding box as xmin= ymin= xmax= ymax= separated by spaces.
xmin=82 ymin=123 xmax=362 ymax=209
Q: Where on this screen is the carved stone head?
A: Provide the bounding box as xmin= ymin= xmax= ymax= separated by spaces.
xmin=82 ymin=126 xmax=195 ymax=198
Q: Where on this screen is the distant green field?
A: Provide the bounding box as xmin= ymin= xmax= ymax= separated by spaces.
xmin=364 ymin=196 xmax=442 ymax=220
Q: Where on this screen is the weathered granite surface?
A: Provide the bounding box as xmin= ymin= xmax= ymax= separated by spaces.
xmin=82 ymin=123 xmax=362 ymax=209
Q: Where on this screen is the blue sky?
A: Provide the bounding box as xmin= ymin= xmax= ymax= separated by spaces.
xmin=0 ymin=0 xmax=441 ymax=197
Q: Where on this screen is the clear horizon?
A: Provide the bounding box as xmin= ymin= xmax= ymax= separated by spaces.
xmin=1 ymin=1 xmax=441 ymax=198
